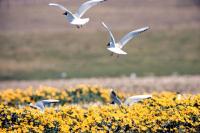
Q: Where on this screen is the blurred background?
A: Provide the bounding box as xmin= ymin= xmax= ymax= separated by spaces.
xmin=0 ymin=0 xmax=200 ymax=81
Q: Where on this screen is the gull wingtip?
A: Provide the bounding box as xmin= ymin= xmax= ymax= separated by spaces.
xmin=48 ymin=3 xmax=53 ymax=6
xmin=145 ymin=26 xmax=150 ymax=30
xmin=101 ymin=21 xmax=106 ymax=26
xmin=48 ymin=3 xmax=56 ymax=6
xmin=141 ymin=26 xmax=150 ymax=32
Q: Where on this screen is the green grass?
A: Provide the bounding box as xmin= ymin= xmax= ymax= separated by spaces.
xmin=0 ymin=29 xmax=200 ymax=80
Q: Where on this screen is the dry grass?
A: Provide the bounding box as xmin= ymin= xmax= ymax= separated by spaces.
xmin=0 ymin=75 xmax=200 ymax=94
xmin=0 ymin=29 xmax=200 ymax=80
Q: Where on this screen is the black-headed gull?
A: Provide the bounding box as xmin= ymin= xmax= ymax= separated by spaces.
xmin=102 ymin=22 xmax=149 ymax=56
xmin=110 ymin=90 xmax=152 ymax=106
xmin=49 ymin=0 xmax=107 ymax=28
xmin=110 ymin=89 xmax=122 ymax=105
xmin=29 ymin=99 xmax=59 ymax=112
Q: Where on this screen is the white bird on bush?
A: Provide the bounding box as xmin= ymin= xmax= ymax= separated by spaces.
xmin=29 ymin=99 xmax=59 ymax=112
xmin=124 ymin=95 xmax=152 ymax=106
xmin=49 ymin=0 xmax=107 ymax=28
xmin=102 ymin=22 xmax=149 ymax=56
xmin=110 ymin=90 xmax=152 ymax=106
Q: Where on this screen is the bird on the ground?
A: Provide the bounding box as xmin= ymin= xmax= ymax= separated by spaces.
xmin=29 ymin=99 xmax=59 ymax=112
xmin=49 ymin=0 xmax=107 ymax=28
xmin=110 ymin=90 xmax=152 ymax=106
xmin=102 ymin=22 xmax=149 ymax=56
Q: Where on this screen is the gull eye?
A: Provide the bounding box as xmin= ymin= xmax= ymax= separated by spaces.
xmin=63 ymin=12 xmax=68 ymax=15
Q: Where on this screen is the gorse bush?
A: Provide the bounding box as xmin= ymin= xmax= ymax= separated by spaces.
xmin=0 ymin=85 xmax=200 ymax=132
xmin=0 ymin=85 xmax=125 ymax=106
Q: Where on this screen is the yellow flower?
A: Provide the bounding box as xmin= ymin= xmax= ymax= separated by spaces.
xmin=7 ymin=115 xmax=11 ymax=120
xmin=0 ymin=86 xmax=200 ymax=132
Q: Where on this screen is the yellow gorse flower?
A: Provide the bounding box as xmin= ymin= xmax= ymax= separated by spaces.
xmin=0 ymin=86 xmax=199 ymax=132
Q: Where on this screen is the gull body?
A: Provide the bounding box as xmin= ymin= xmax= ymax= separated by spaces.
xmin=102 ymin=22 xmax=149 ymax=55
xmin=107 ymin=47 xmax=127 ymax=55
xmin=29 ymin=99 xmax=59 ymax=112
xmin=49 ymin=0 xmax=106 ymax=28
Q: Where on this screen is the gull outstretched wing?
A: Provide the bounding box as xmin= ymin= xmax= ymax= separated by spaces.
xmin=119 ymin=27 xmax=149 ymax=48
xmin=76 ymin=0 xmax=106 ymax=18
xmin=42 ymin=99 xmax=59 ymax=104
xmin=102 ymin=22 xmax=116 ymax=47
xmin=124 ymin=95 xmax=152 ymax=106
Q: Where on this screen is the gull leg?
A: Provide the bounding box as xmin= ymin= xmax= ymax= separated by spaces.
xmin=110 ymin=52 xmax=113 ymax=56
xmin=76 ymin=25 xmax=80 ymax=29
xmin=117 ymin=54 xmax=120 ymax=58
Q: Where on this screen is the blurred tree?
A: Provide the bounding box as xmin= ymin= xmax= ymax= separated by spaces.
xmin=0 ymin=0 xmax=10 ymax=9
xmin=6 ymin=0 xmax=10 ymax=8
xmin=192 ymin=0 xmax=200 ymax=6
xmin=177 ymin=0 xmax=200 ymax=7
xmin=0 ymin=0 xmax=2 ymax=8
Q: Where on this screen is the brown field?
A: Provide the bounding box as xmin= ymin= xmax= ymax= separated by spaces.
xmin=0 ymin=0 xmax=199 ymax=32
xmin=0 ymin=75 xmax=200 ymax=94
xmin=0 ymin=0 xmax=200 ymax=81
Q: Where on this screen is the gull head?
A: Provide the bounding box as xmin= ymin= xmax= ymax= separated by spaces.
xmin=110 ymin=89 xmax=122 ymax=105
xmin=110 ymin=89 xmax=116 ymax=97
xmin=107 ymin=42 xmax=111 ymax=47
xmin=63 ymin=11 xmax=68 ymax=16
